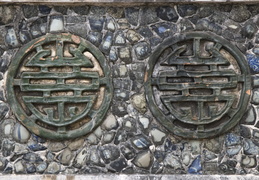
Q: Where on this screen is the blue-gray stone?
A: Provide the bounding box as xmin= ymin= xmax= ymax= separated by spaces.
xmin=132 ymin=136 xmax=152 ymax=149
xmin=30 ymin=17 xmax=47 ymax=38
xmin=134 ymin=42 xmax=151 ymax=60
xmin=114 ymin=89 xmax=130 ymax=101
xmin=125 ymin=7 xmax=139 ymax=26
xmin=89 ymin=17 xmax=104 ymax=32
xmin=19 ymin=30 xmax=31 ymax=44
xmin=109 ymin=47 xmax=118 ymax=62
xmin=225 ymin=133 xmax=241 ymax=146
xmin=244 ymin=139 xmax=259 ymax=155
xmin=157 ymin=6 xmax=178 ymax=22
xmin=99 ymin=145 xmax=120 ymax=164
xmin=87 ymin=31 xmax=102 ymax=46
xmin=151 ymin=23 xmax=172 ymax=39
xmin=114 ymin=31 xmax=126 ymax=45
xmin=149 ymin=36 xmax=162 ymax=47
xmin=113 ymin=78 xmax=131 ymax=90
xmin=138 ymin=26 xmax=153 ymax=38
xmin=247 ymin=53 xmax=259 ymax=73
xmin=252 ymin=89 xmax=259 ymax=104
xmin=2 ymin=139 xmax=14 ymax=157
xmin=110 ymin=158 xmax=127 ymax=172
xmin=23 ymin=152 xmax=43 ymax=163
xmin=121 ymin=144 xmax=135 ymax=160
xmin=28 ymin=144 xmax=47 ymax=151
xmin=26 ymin=163 xmax=36 ymax=174
xmin=253 ymin=47 xmax=259 ymax=55
xmin=241 ymin=24 xmax=257 ymax=39
xmin=0 ymin=102 xmax=9 ymax=121
xmin=188 ymin=155 xmax=202 ymax=174
xmin=100 ymin=31 xmax=113 ymax=55
xmin=140 ymin=7 xmax=158 ymax=25
xmin=227 ymin=145 xmax=242 ymax=156
xmin=5 ymin=27 xmax=19 ymax=48
xmin=32 ymin=134 xmax=46 ymax=143
xmin=177 ymin=5 xmax=198 ymax=17
xmin=154 ymin=151 xmax=166 ymax=162
xmin=129 ymin=63 xmax=145 ymax=83
xmin=39 ymin=5 xmax=51 ymax=14
xmin=36 ymin=162 xmax=47 ymax=173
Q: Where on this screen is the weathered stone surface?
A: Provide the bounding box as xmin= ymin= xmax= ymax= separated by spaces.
xmin=134 ymin=42 xmax=151 ymax=60
xmin=23 ymin=153 xmax=42 ymax=163
xmin=22 ymin=5 xmax=38 ymax=18
xmin=121 ymin=144 xmax=135 ymax=160
xmin=89 ymin=17 xmax=104 ymax=32
xmin=74 ymin=148 xmax=89 ymax=168
xmin=125 ymin=7 xmax=139 ymax=26
xmin=157 ymin=6 xmax=178 ymax=22
xmin=110 ymin=158 xmax=127 ymax=172
xmin=133 ymin=151 xmax=153 ymax=169
xmin=59 ymin=148 xmax=73 ymax=165
xmin=2 ymin=139 xmax=14 ymax=157
xmin=0 ymin=102 xmax=9 ymax=121
xmin=39 ymin=5 xmax=51 ymax=14
xmin=140 ymin=7 xmax=158 ymax=25
xmin=100 ymin=31 xmax=113 ymax=54
xmin=99 ymin=145 xmax=120 ymax=164
xmin=229 ymin=5 xmax=251 ymax=23
xmin=118 ymin=47 xmax=132 ymax=64
xmin=177 ymin=5 xmax=198 ymax=17
xmin=132 ymin=136 xmax=152 ymax=150
xmin=0 ymin=6 xmax=16 ymax=25
xmin=45 ymin=162 xmax=60 ymax=174
xmin=14 ymin=160 xmax=25 ymax=174
xmin=71 ymin=6 xmax=89 ymax=15
xmin=68 ymin=139 xmax=84 ymax=151
xmin=48 ymin=142 xmax=66 ymax=152
xmin=5 ymin=27 xmax=19 ymax=47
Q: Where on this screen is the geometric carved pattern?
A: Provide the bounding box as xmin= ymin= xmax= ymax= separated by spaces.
xmin=7 ymin=33 xmax=113 ymax=140
xmin=145 ymin=32 xmax=251 ymax=139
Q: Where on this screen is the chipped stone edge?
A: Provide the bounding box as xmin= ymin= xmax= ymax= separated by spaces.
xmin=0 ymin=175 xmax=258 ymax=180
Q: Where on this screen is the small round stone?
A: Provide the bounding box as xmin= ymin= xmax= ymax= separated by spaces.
xmin=134 ymin=42 xmax=151 ymax=60
xmin=150 ymin=128 xmax=166 ymax=144
xmin=12 ymin=123 xmax=31 ymax=143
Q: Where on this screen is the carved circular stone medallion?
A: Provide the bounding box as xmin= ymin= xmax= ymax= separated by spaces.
xmin=7 ymin=33 xmax=113 ymax=140
xmin=145 ymin=32 xmax=251 ymax=139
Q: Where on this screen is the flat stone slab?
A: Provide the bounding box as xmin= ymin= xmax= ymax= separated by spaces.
xmin=0 ymin=175 xmax=259 ymax=180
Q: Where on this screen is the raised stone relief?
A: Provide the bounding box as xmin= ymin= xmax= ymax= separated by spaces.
xmin=145 ymin=32 xmax=251 ymax=138
xmin=7 ymin=33 xmax=113 ymax=140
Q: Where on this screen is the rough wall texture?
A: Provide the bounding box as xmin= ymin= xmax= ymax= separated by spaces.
xmin=0 ymin=3 xmax=259 ymax=175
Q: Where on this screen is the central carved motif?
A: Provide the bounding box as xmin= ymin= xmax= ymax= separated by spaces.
xmin=145 ymin=32 xmax=251 ymax=139
xmin=7 ymin=33 xmax=113 ymax=140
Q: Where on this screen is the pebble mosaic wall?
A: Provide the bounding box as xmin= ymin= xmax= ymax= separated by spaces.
xmin=0 ymin=3 xmax=259 ymax=175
